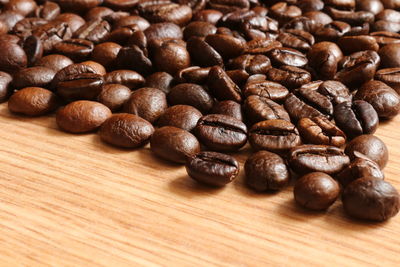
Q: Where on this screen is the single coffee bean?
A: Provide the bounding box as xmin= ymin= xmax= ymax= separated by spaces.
xmin=336 ymin=152 xmax=384 ymax=188
xmin=370 ymin=31 xmax=400 ymax=46
xmin=53 ymin=13 xmax=85 ymax=33
xmin=103 ymin=0 xmax=138 ymax=11
xmin=138 ymin=2 xmax=193 ymax=26
xmin=56 ymin=100 xmax=111 ymax=133
xmin=267 ymin=66 xmax=312 ymax=89
xmin=248 ymin=119 xmax=302 ymax=154
xmin=284 ymin=93 xmax=326 ymax=122
xmin=183 ymin=21 xmax=217 ymax=40
xmin=356 ymin=0 xmax=384 ymax=15
xmin=243 ymin=80 xmax=289 ymax=103
xmin=168 ymin=83 xmax=214 ymax=113
xmin=268 ymin=47 xmax=308 ymax=68
xmin=227 ymin=54 xmax=271 ymax=75
xmin=375 ymin=68 xmax=400 ymax=93
xmin=12 ymin=67 xmax=56 ymax=89
xmin=12 ymin=18 xmax=48 ymax=41
xmin=80 ymin=61 xmax=106 ymax=76
xmin=378 ymin=44 xmax=400 ymax=68
xmin=244 ymin=95 xmax=291 ymax=124
xmin=150 ymin=126 xmax=201 ymax=164
xmin=289 ymin=145 xmax=350 ymax=175
xmin=97 ymin=84 xmax=131 ymax=112
xmin=245 ymin=38 xmax=282 ymax=55
xmin=345 ymin=134 xmax=388 ymax=169
xmin=193 ymin=9 xmax=223 ymax=24
xmin=297 ymin=116 xmax=346 ymax=147
xmin=342 ymin=177 xmax=400 ymax=221
xmin=282 ymin=16 xmax=321 ymax=33
xmin=187 ymin=37 xmax=224 ymax=67
xmin=74 ymin=19 xmax=111 ymax=44
xmin=144 ymin=72 xmax=174 ymax=94
xmin=334 ymin=100 xmax=379 ymax=139
xmin=51 ymin=62 xmax=101 ymax=89
xmin=337 ymin=35 xmax=379 ymax=55
xmin=104 ymin=69 xmax=145 ymax=90
xmin=317 ymin=80 xmax=352 ymax=105
xmin=34 ymin=54 xmax=73 ymax=72
xmin=185 ymin=151 xmax=240 ymax=187
xmin=354 ymin=80 xmax=400 ymax=119
xmin=32 ymin=22 xmax=73 ymax=53
xmin=22 ymin=35 xmax=44 ymax=66
xmin=194 ymin=114 xmax=247 ymax=152
xmin=314 ymin=21 xmax=351 ymax=42
xmin=153 ymin=41 xmax=191 ymax=75
xmin=0 ymin=41 xmax=27 ymax=73
xmin=4 ymin=0 xmax=37 ymax=16
xmin=91 ymin=42 xmax=122 ymax=69
xmin=34 ymin=1 xmax=61 ymax=20
xmin=208 ymin=66 xmax=242 ymax=102
xmin=8 ymin=87 xmax=59 ymax=116
xmin=99 ymin=113 xmax=154 ymax=148
xmin=210 ymin=100 xmax=244 ymax=121
xmin=298 ymin=0 xmax=325 ymax=12
xmin=175 ymin=66 xmax=211 ymax=84
xmin=157 ymin=105 xmax=202 ymax=132
xmin=115 ymin=45 xmax=153 ymax=75
xmin=245 ymin=150 xmax=290 ymax=192
xmin=204 ymin=34 xmax=245 ymax=60
xmin=123 ymin=87 xmax=167 ymax=124
xmin=106 ymin=24 xmax=141 ymax=45
xmin=0 ymin=71 xmax=12 ymax=102
xmin=307 ymin=41 xmax=343 ymax=80
xmin=53 ymin=38 xmax=94 ymax=62
xmin=269 ymin=2 xmax=302 ymax=24
xmin=57 ymin=73 xmax=104 ymax=102
xmin=277 ymin=29 xmax=315 ymax=52
xmin=144 ymin=22 xmax=183 ymax=43
xmin=294 ymin=172 xmax=340 ymax=211
xmin=0 ymin=11 xmax=24 ymax=30
xmin=56 ymin=0 xmax=101 ymax=13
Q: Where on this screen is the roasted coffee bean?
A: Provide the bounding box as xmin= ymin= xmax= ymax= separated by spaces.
xmin=0 ymin=11 xmax=24 ymax=30
xmin=277 ymin=29 xmax=315 ymax=52
xmin=342 ymin=177 xmax=400 ymax=221
xmin=267 ymin=66 xmax=312 ymax=89
xmin=112 ymin=15 xmax=150 ymax=31
xmin=298 ymin=0 xmax=325 ymax=12
xmin=0 ymin=34 xmax=20 ymax=44
xmin=268 ymin=47 xmax=308 ymax=67
xmin=53 ymin=39 xmax=94 ymax=62
xmin=208 ymin=0 xmax=250 ymax=14
xmin=32 ymin=22 xmax=73 ymax=53
xmin=8 ymin=87 xmax=59 ymax=116
xmin=97 ymin=84 xmax=131 ymax=112
xmin=210 ymin=100 xmax=244 ymax=121
xmin=115 ymin=45 xmax=152 ymax=75
xmin=150 ymin=126 xmax=200 ymax=163
xmin=80 ymin=60 xmax=106 ymax=75
xmin=335 ymin=50 xmax=380 ymax=88
xmin=327 ymin=7 xmax=374 ymax=26
xmin=57 ymin=73 xmax=104 ymax=102
xmin=22 ymin=35 xmax=43 ymax=66
xmin=12 ymin=18 xmax=48 ymax=40
xmin=336 ymin=152 xmax=384 ymax=188
xmin=282 ymin=16 xmax=321 ymax=33
xmin=91 ymin=42 xmax=121 ymax=69
xmin=186 ymin=37 xmax=224 ymax=67
xmin=204 ymin=34 xmax=245 ymax=59
xmin=99 ymin=113 xmax=154 ymax=148
xmin=34 ymin=1 xmax=61 ymax=20
xmin=34 ymin=54 xmax=73 ymax=72
xmin=144 ymin=22 xmax=183 ymax=43
xmin=337 ymin=35 xmax=379 ymax=55
xmin=103 ymin=0 xmax=139 ymax=11
xmin=175 ymin=66 xmax=211 ymax=84
xmin=192 ymin=9 xmax=223 ymax=24
xmin=269 ymin=2 xmax=302 ymax=24
xmin=356 ymin=0 xmax=384 ymax=14
xmin=375 ymin=8 xmax=400 ymax=22
xmin=106 ymin=24 xmax=141 ymax=45
xmin=194 ymin=114 xmax=247 ymax=152
xmin=183 ymin=21 xmax=217 ymax=40
xmin=307 ymin=41 xmax=343 ymax=80
xmin=379 ymin=44 xmax=400 ymax=68
xmin=289 ymin=145 xmax=350 ymax=175
xmin=314 ymin=21 xmax=350 ymax=42
xmin=74 ymin=19 xmax=111 ymax=44
xmin=345 ymin=134 xmax=388 ymax=169
xmin=168 ymin=83 xmax=214 ymax=113
xmin=226 ymin=69 xmax=249 ymax=86
xmin=317 ymin=80 xmax=352 ymax=105
xmin=284 ymin=93 xmax=327 ymax=122
xmin=0 ymin=41 xmax=27 ymax=73
xmin=375 ymin=68 xmax=400 ymax=93
xmin=12 ymin=67 xmax=56 ymax=89
xmin=104 ymin=70 xmax=145 ymax=89
xmin=244 ymin=95 xmax=290 ymax=124
xmin=208 ymin=66 xmax=242 ymax=102
xmin=345 ymin=22 xmax=370 ymax=36
xmin=144 ymin=72 xmax=174 ymax=94
xmin=243 ymin=80 xmax=289 ymax=103
xmin=57 ymin=0 xmax=101 ymax=13
xmin=245 ymin=150 xmax=290 ymax=192
xmin=249 ymin=119 xmax=302 ymax=154
xmin=153 ymin=41 xmax=191 ymax=75
xmin=0 ymin=71 xmax=12 ymax=102
xmin=53 ymin=13 xmax=85 ymax=33
xmin=227 ymin=54 xmax=271 ymax=75
xmin=138 ymin=2 xmax=193 ymax=26
xmin=334 ymin=100 xmax=379 ymax=139
xmin=51 ymin=63 xmax=100 ymax=89
xmin=297 ymin=116 xmax=346 ymax=147
xmin=4 ymin=0 xmax=37 ymax=16
xmin=245 ymin=38 xmax=282 ymax=55
xmin=354 ymin=80 xmax=400 ymax=119
xmin=372 ymin=20 xmax=400 ymax=32
xmin=123 ymin=87 xmax=167 ymax=124
xmin=371 ymin=31 xmax=400 ymax=46
xmin=157 ymin=105 xmax=202 ymax=132
xmin=186 ymin=151 xmax=239 ymax=187
xmin=56 ymin=100 xmax=112 ymax=133
xmin=294 ymin=172 xmax=340 ymax=211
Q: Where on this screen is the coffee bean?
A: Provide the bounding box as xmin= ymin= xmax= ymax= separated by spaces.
xmin=269 ymin=2 xmax=302 ymax=24
xmin=57 ymin=73 xmax=104 ymax=102
xmin=379 ymin=44 xmax=400 ymax=68
xmin=0 ymin=71 xmax=12 ymax=102
xmin=208 ymin=0 xmax=250 ymax=14
xmin=103 ymin=0 xmax=139 ymax=11
xmin=56 ymin=100 xmax=112 ymax=133
xmin=277 ymin=29 xmax=315 ymax=52
xmin=144 ymin=22 xmax=183 ymax=43
xmin=115 ymin=45 xmax=153 ymax=75
xmin=145 ymin=72 xmax=174 ymax=94
xmin=34 ymin=1 xmax=61 ymax=20
xmin=297 ymin=116 xmax=346 ymax=147
xmin=176 ymin=66 xmax=211 ymax=84
xmin=289 ymin=145 xmax=350 ymax=175
xmin=112 ymin=15 xmax=150 ymax=31
xmin=74 ymin=19 xmax=111 ymax=44
xmin=371 ymin=31 xmax=400 ymax=46
xmin=248 ymin=119 xmax=302 ymax=153
xmin=342 ymin=177 xmax=400 ymax=221
xmin=193 ymin=9 xmax=223 ymax=24
xmin=8 ymin=87 xmax=60 ymax=116
xmin=54 ymin=13 xmax=85 ymax=33
xmin=334 ymin=100 xmax=379 ymax=139
xmin=375 ymin=68 xmax=400 ymax=93
xmin=91 ymin=42 xmax=121 ymax=69
xmin=337 ymin=35 xmax=379 ymax=54
xmin=187 ymin=37 xmax=224 ymax=67
xmin=298 ymin=0 xmax=325 ymax=12
xmin=208 ymin=66 xmax=242 ymax=102
xmin=150 ymin=126 xmax=201 ymax=163
xmin=168 ymin=83 xmax=214 ymax=113
xmin=354 ymin=80 xmax=400 ymax=119
xmin=185 ymin=151 xmax=240 ymax=187
xmin=314 ymin=21 xmax=350 ymax=42
xmin=268 ymin=47 xmax=308 ymax=68
xmin=210 ymin=100 xmax=244 ymax=121
xmin=294 ymin=172 xmax=340 ymax=211
xmin=34 ymin=54 xmax=73 ymax=72
xmin=245 ymin=150 xmax=290 ymax=191
xmin=53 ymin=38 xmax=94 ymax=62
xmin=157 ymin=105 xmax=202 ymax=132
xmin=282 ymin=16 xmax=321 ymax=33
xmin=194 ymin=114 xmax=247 ymax=152
xmin=57 ymin=0 xmax=101 ymax=13
xmin=0 ymin=41 xmax=27 ymax=73
xmin=357 ymin=0 xmax=384 ymax=14
xmin=243 ymin=80 xmax=289 ymax=103
xmin=227 ymin=54 xmax=271 ymax=75
xmin=32 ymin=22 xmax=73 ymax=53
xmin=267 ymin=65 xmax=312 ymax=89
xmin=183 ymin=21 xmax=217 ymax=40
xmin=12 ymin=67 xmax=56 ymax=89
xmin=104 ymin=70 xmax=145 ymax=90
xmin=284 ymin=93 xmax=326 ymax=122
xmin=138 ymin=2 xmax=193 ymax=26
xmin=4 ymin=0 xmax=37 ymax=16
xmin=22 ymin=35 xmax=44 ymax=66
xmin=99 ymin=113 xmax=154 ymax=148
xmin=205 ymin=34 xmax=245 ymax=59
xmin=317 ymin=80 xmax=351 ymax=105
xmin=124 ymin=87 xmax=167 ymax=124
xmin=97 ymin=84 xmax=131 ymax=112
xmin=153 ymin=41 xmax=191 ymax=75
xmin=245 ymin=38 xmax=282 ymax=55
xmin=345 ymin=134 xmax=388 ymax=169
xmin=245 ymin=95 xmax=291 ymax=124
xmin=307 ymin=41 xmax=343 ymax=80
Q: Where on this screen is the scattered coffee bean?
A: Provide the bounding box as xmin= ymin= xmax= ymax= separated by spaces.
xmin=97 ymin=84 xmax=131 ymax=112
xmin=157 ymin=105 xmax=202 ymax=132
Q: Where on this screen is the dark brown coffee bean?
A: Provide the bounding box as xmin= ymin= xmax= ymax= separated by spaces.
xmin=186 ymin=37 xmax=224 ymax=67
xmin=226 ymin=69 xmax=249 ymax=86
xmin=307 ymin=41 xmax=343 ymax=80
xmin=34 ymin=54 xmax=73 ymax=72
xmin=0 ymin=34 xmax=21 ymax=44
xmin=204 ymin=34 xmax=245 ymax=59
xmin=317 ymin=80 xmax=352 ymax=105
xmin=194 ymin=114 xmax=247 ymax=152
xmin=268 ymin=47 xmax=308 ymax=68
xmin=245 ymin=150 xmax=290 ymax=192
xmin=34 ymin=1 xmax=61 ymax=20
xmin=343 ymin=177 xmax=400 ymax=221
xmin=314 ymin=21 xmax=351 ymax=42
xmin=91 ymin=42 xmax=121 ymax=69
xmin=345 ymin=134 xmax=388 ymax=169
xmin=303 ymin=11 xmax=333 ymax=26
xmin=327 ymin=7 xmax=374 ymax=26
xmin=150 ymin=126 xmax=200 ymax=163
xmin=53 ymin=13 xmax=85 ymax=33
xmin=0 ymin=71 xmax=12 ymax=102
xmin=142 ymin=72 xmax=173 ymax=94
xmin=375 ymin=8 xmax=400 ymax=22
xmin=53 ymin=38 xmax=94 ymax=62
xmin=208 ymin=0 xmax=250 ymax=14
xmin=112 ymin=15 xmax=150 ymax=31
xmin=277 ymin=29 xmax=315 ymax=52
xmin=243 ymin=80 xmax=289 ymax=103
xmin=371 ymin=31 xmax=400 ymax=46
xmin=0 ymin=41 xmax=27 ymax=73
xmin=193 ymin=9 xmax=223 ymax=24
xmin=56 ymin=100 xmax=112 ymax=133
xmin=334 ymin=100 xmax=379 ymax=139
xmin=298 ymin=0 xmax=325 ymax=12
xmin=168 ymin=83 xmax=214 ymax=113
xmin=338 ymin=35 xmax=379 ymax=55
xmin=210 ymin=100 xmax=243 ymax=121
xmin=81 ymin=60 xmax=106 ymax=76
xmin=123 ymin=87 xmax=167 ymax=124
xmin=248 ymin=118 xmax=301 ymax=153
xmin=336 ymin=153 xmax=384 ymax=188
xmin=289 ymin=145 xmax=350 ymax=175
xmin=269 ymin=2 xmax=302 ymax=24
xmin=282 ymin=16 xmax=321 ymax=33
xmin=335 ymin=50 xmax=380 ymax=88
xmin=57 ymin=73 xmax=104 ymax=102
xmin=157 ymin=105 xmax=202 ymax=132
xmin=22 ymin=35 xmax=43 ymax=66
xmin=8 ymin=87 xmax=59 ymax=116
xmin=357 ymin=0 xmax=384 ymax=14
xmin=12 ymin=18 xmax=48 ymax=40
xmin=244 ymin=96 xmax=291 ymax=124
xmin=74 ymin=19 xmax=111 ymax=44
xmin=185 ymin=151 xmax=239 ymax=187
xmin=106 ymin=24 xmax=141 ymax=45
xmin=4 ymin=0 xmax=37 ymax=16
xmin=227 ymin=54 xmax=271 ymax=74
xmin=175 ymin=66 xmax=211 ymax=84
xmin=97 ymin=84 xmax=131 ymax=112
xmin=297 ymin=116 xmax=346 ymax=147
xmin=99 ymin=113 xmax=154 ymax=149
xmin=354 ymin=80 xmax=400 ymax=119
xmin=103 ymin=0 xmax=138 ymax=11
xmin=115 ymin=45 xmax=152 ymax=75
xmin=153 ymin=41 xmax=191 ymax=75
xmin=144 ymin=22 xmax=183 ymax=43
xmin=379 ymin=44 xmax=400 ymax=68
xmin=33 ymin=22 xmax=73 ymax=53
xmin=267 ymin=66 xmax=312 ymax=89
xmin=138 ymin=2 xmax=193 ymax=26
xmin=294 ymin=172 xmax=340 ymax=211
xmin=208 ymin=66 xmax=242 ymax=102
xmin=183 ymin=21 xmax=217 ymax=40
xmin=12 ymin=67 xmax=56 ymax=89
xmin=57 ymin=0 xmax=101 ymax=13
xmin=104 ymin=70 xmax=145 ymax=90
xmin=0 ymin=11 xmax=24 ymax=30
xmin=245 ymin=38 xmax=282 ymax=55
xmin=284 ymin=93 xmax=327 ymax=122
xmin=375 ymin=68 xmax=400 ymax=93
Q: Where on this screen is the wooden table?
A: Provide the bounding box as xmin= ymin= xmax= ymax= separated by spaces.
xmin=0 ymin=102 xmax=399 ymax=266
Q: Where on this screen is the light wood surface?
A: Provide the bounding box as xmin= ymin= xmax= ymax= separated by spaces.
xmin=0 ymin=102 xmax=399 ymax=266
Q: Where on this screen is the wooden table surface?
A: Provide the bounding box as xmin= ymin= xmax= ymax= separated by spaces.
xmin=0 ymin=102 xmax=399 ymax=266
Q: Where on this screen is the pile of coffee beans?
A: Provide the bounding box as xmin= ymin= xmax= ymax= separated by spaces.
xmin=1 ymin=0 xmax=400 ymax=222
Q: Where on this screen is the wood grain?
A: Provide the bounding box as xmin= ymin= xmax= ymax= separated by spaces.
xmin=0 ymin=102 xmax=399 ymax=266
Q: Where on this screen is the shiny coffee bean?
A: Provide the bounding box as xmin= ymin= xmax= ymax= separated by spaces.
xmin=34 ymin=1 xmax=61 ymax=20
xmin=371 ymin=31 xmax=400 ymax=46
xmin=0 ymin=41 xmax=27 ymax=73
xmin=144 ymin=72 xmax=174 ymax=94
xmin=22 ymin=35 xmax=44 ymax=66
xmin=138 ymin=2 xmax=193 ymax=26
xmin=284 ymin=93 xmax=326 ymax=122
xmin=168 ymin=83 xmax=214 ymax=113
xmin=244 ymin=95 xmax=291 ymax=124
xmin=337 ymin=35 xmax=379 ymax=55
xmin=115 ymin=45 xmax=152 ymax=75
xmin=0 ymin=71 xmax=12 ymax=102
xmin=268 ymin=47 xmax=308 ymax=68
xmin=317 ymin=80 xmax=352 ymax=105
xmin=227 ymin=54 xmax=271 ymax=75
xmin=204 ymin=34 xmax=245 ymax=59
xmin=12 ymin=67 xmax=55 ymax=89
xmin=307 ymin=41 xmax=343 ymax=80
xmin=208 ymin=66 xmax=242 ymax=102
xmin=187 ymin=37 xmax=224 ymax=67
xmin=157 ymin=105 xmax=202 ymax=132
xmin=193 ymin=9 xmax=223 ymax=24
xmin=103 ymin=70 xmax=144 ymax=90
xmin=34 ymin=54 xmax=73 ymax=72
xmin=379 ymin=44 xmax=400 ymax=68
xmin=144 ymin=22 xmax=183 ymax=43
xmin=245 ymin=150 xmax=290 ymax=192
xmin=210 ymin=100 xmax=244 ymax=121
xmin=243 ymin=80 xmax=289 ymax=103
xmin=176 ymin=66 xmax=211 ymax=84
xmin=267 ymin=65 xmax=312 ymax=89
xmin=53 ymin=38 xmax=94 ymax=62
xmin=277 ymin=29 xmax=315 ymax=52
xmin=375 ymin=68 xmax=400 ymax=93
xmin=91 ymin=42 xmax=121 ymax=69
xmin=57 ymin=73 xmax=104 ymax=102
xmin=185 ymin=151 xmax=240 ymax=187
xmin=153 ymin=41 xmax=191 ymax=75
xmin=314 ymin=21 xmax=350 ymax=42
xmin=74 ymin=19 xmax=111 ymax=44
xmin=269 ymin=2 xmax=302 ymax=24
xmin=183 ymin=21 xmax=217 ymax=40
xmin=97 ymin=84 xmax=131 ymax=112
